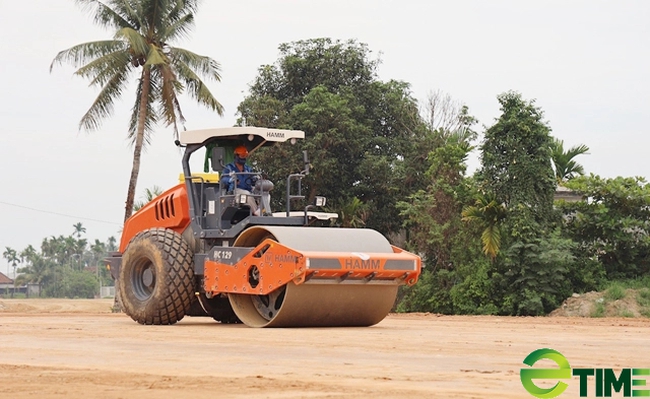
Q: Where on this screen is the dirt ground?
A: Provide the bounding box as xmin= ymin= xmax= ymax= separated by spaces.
xmin=1 ymin=299 xmax=649 ymax=399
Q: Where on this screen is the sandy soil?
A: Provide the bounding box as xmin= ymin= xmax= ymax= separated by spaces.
xmin=0 ymin=298 xmax=648 ymax=398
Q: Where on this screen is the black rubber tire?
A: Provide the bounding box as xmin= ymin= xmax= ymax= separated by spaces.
xmin=119 ymin=228 xmax=194 ymax=325
xmin=202 ymin=294 xmax=241 ymax=324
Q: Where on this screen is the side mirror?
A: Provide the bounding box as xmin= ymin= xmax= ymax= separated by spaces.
xmin=211 ymin=147 xmax=226 ymax=172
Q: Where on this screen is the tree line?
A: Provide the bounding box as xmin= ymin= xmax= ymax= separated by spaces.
xmin=238 ymin=38 xmax=650 ymax=316
xmin=2 ymin=223 xmax=116 ymax=298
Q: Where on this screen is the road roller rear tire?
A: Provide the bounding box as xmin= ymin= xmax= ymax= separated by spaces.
xmin=119 ymin=228 xmax=194 ymax=325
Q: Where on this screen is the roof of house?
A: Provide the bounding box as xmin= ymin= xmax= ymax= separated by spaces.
xmin=0 ymin=272 xmax=13 ymax=284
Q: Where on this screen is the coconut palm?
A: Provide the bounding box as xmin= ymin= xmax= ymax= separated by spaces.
xmin=461 ymin=193 xmax=507 ymax=259
xmin=51 ymin=0 xmax=224 ymax=222
xmin=550 ymin=138 xmax=589 ymax=182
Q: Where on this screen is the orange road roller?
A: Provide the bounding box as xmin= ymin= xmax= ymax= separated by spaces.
xmin=106 ymin=127 xmax=421 ymax=327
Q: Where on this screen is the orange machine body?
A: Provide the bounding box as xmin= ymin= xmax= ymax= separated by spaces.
xmin=203 ymin=239 xmax=421 ymax=296
xmin=120 ymin=184 xmax=191 ymax=252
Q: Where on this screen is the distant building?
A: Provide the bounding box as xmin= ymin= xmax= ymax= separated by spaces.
xmin=554 ymin=186 xmax=583 ymax=203
xmin=0 ymin=271 xmax=13 ymax=290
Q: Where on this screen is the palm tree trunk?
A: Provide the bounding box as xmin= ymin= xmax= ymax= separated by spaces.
xmin=115 ymin=66 xmax=152 ymax=313
xmin=123 ymin=67 xmax=152 ymax=223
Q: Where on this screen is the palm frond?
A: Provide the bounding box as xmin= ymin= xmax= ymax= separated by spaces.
xmin=128 ymin=68 xmax=159 ymax=146
xmin=107 ymin=0 xmax=142 ymax=29
xmin=162 ymin=12 xmax=195 ymax=42
xmin=140 ymin=0 xmax=170 ymax=35
xmin=170 ymin=47 xmax=222 ymax=81
xmin=550 ymin=138 xmax=589 ymax=181
xmin=462 ymin=193 xmax=507 ymax=259
xmin=79 ymin=66 xmax=131 ymax=131
xmin=50 ymin=40 xmax=126 ymax=72
xmin=170 ymin=48 xmax=224 ymax=114
xmin=114 ymin=27 xmax=149 ymax=57
xmin=481 ymin=225 xmax=501 ymax=259
xmin=158 ymin=63 xmax=185 ymax=136
xmin=564 ymin=144 xmax=589 ymax=159
xmin=74 ymin=0 xmax=134 ymax=30
xmin=75 ymin=50 xmax=131 ymax=87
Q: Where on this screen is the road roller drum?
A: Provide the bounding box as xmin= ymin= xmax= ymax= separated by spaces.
xmin=203 ymin=226 xmax=420 ymax=327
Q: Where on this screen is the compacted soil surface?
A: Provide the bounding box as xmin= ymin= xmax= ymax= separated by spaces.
xmin=0 ymin=298 xmax=648 ymax=398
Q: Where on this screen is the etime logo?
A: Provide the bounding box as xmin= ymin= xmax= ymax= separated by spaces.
xmin=521 ymin=348 xmax=650 ymax=398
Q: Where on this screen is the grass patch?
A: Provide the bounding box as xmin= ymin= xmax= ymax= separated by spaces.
xmin=638 ymin=289 xmax=650 ymax=318
xmin=618 ymin=309 xmax=635 ymax=318
xmin=638 ymin=288 xmax=650 ymax=303
xmin=604 ymin=284 xmax=626 ymax=301
xmin=609 ymin=276 xmax=650 ymax=290
xmin=590 ymin=302 xmax=606 ymax=318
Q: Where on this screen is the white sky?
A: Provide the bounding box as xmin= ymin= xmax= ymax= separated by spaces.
xmin=0 ymin=0 xmax=648 ymax=274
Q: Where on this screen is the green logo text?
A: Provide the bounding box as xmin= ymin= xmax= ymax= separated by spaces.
xmin=521 ymin=348 xmax=650 ymax=398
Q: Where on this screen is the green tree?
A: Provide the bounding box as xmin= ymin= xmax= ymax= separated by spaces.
xmin=397 ymin=110 xmax=478 ymax=313
xmin=2 ymin=247 xmax=20 ymax=297
xmin=51 ymin=0 xmax=224 ymax=222
xmin=106 ymin=236 xmax=118 ymax=252
xmin=501 ymin=230 xmax=575 ymax=315
xmin=558 ymin=175 xmax=650 ymax=280
xmin=60 ymin=269 xmax=98 ymax=299
xmin=550 ymin=138 xmax=589 ymax=182
xmin=20 ymin=245 xmax=37 ymax=263
xmin=472 ymin=92 xmax=568 ymax=316
xmin=237 ymin=38 xmax=429 ymax=235
xmin=479 ymin=91 xmax=556 ymax=232
xmin=72 ymin=222 xmax=86 ymax=238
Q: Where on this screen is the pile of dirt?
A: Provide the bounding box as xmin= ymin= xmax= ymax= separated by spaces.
xmin=550 ymin=289 xmax=647 ymax=318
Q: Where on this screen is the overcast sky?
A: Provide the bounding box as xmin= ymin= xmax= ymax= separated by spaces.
xmin=0 ymin=1 xmax=648 ymax=275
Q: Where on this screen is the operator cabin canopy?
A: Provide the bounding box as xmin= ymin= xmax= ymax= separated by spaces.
xmin=180 ymin=127 xmax=305 ymax=151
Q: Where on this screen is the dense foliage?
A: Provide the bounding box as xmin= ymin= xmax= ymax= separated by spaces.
xmin=558 ymin=175 xmax=650 ymax=280
xmin=237 ymin=38 xmax=430 ymax=234
xmin=234 ymin=39 xmax=648 ymax=316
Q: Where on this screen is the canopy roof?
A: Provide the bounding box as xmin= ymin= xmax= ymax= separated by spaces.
xmin=180 ymin=127 xmax=305 ymax=147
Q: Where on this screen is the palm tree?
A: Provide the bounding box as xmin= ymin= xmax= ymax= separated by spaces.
xmin=106 ymin=236 xmax=118 ymax=253
xmin=72 ymin=222 xmax=87 ymax=238
xmin=20 ymin=245 xmax=37 ymax=263
xmin=550 ymin=138 xmax=589 ymax=182
xmin=16 ymin=254 xmax=55 ymax=298
xmin=461 ymin=193 xmax=507 ymax=259
xmin=3 ymin=247 xmax=20 ymax=297
xmin=51 ymin=0 xmax=224 ymax=222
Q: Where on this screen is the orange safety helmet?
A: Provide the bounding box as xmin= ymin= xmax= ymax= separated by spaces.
xmin=234 ymin=145 xmax=249 ymax=157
